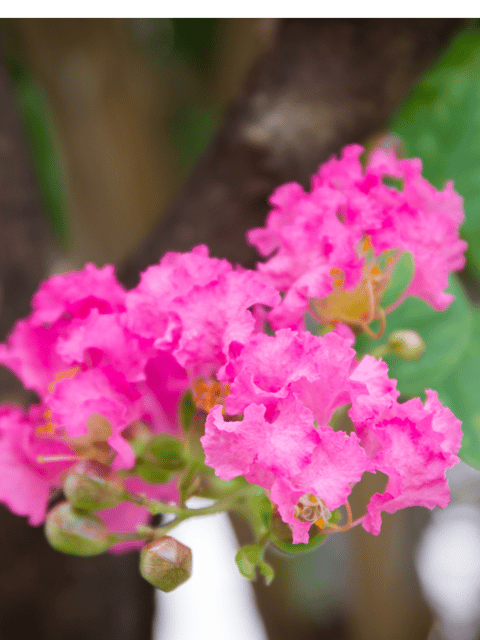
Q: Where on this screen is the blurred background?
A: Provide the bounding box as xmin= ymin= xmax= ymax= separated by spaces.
xmin=1 ymin=17 xmax=480 ymax=640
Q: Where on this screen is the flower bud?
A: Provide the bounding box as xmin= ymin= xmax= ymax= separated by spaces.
xmin=45 ymin=502 xmax=110 ymax=556
xmin=140 ymin=536 xmax=192 ymax=592
xmin=63 ymin=460 xmax=126 ymax=510
xmin=387 ymin=329 xmax=426 ymax=361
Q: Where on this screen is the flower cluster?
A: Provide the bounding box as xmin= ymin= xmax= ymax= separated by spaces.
xmin=248 ymin=144 xmax=467 ymax=333
xmin=0 ymin=145 xmax=465 ymax=586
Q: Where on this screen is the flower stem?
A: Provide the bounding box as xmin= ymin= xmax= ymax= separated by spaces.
xmin=137 ymin=487 xmax=255 ymax=539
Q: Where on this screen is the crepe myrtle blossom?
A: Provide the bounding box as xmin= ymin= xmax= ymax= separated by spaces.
xmin=202 ymin=329 xmax=462 ymax=543
xmin=247 ymin=144 xmax=467 ymax=333
xmin=0 ymin=249 xmax=280 ymax=533
xmin=0 ymin=264 xmax=189 ymax=528
xmin=125 ymin=244 xmax=280 ymax=388
xmin=0 ymin=144 xmax=466 ymax=580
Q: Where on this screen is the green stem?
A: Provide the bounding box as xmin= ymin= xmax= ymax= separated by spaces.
xmin=125 ymin=491 xmax=185 ymax=515
xmin=371 ymin=344 xmax=389 ymax=359
xmin=138 ymin=487 xmax=255 ymax=538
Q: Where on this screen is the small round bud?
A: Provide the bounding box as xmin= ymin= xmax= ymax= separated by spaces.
xmin=63 ymin=460 xmax=126 ymax=510
xmin=140 ymin=537 xmax=192 ymax=592
xmin=45 ymin=502 xmax=110 ymax=556
xmin=387 ymin=329 xmax=426 ymax=361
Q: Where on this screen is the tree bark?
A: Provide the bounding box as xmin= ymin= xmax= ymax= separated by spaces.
xmin=0 ymin=47 xmax=154 ymax=640
xmin=120 ymin=18 xmax=463 ymax=287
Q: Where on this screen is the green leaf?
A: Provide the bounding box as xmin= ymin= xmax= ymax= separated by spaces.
xmin=380 ymin=251 xmax=414 ymax=310
xmin=235 ymin=544 xmax=275 ymax=585
xmin=257 ymin=560 xmax=275 ymax=586
xmin=390 ymin=23 xmax=480 ymax=276
xmin=356 ymin=275 xmax=472 ymax=396
xmin=435 ymin=309 xmax=480 ymax=469
xmin=235 ymin=545 xmax=262 ymax=581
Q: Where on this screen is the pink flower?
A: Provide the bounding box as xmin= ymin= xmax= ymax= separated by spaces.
xmin=0 ymin=405 xmax=74 ymax=525
xmin=46 ymin=367 xmax=141 ymax=469
xmin=126 ymin=245 xmax=280 ymax=381
xmin=224 ymin=328 xmax=356 ymax=425
xmin=201 ymin=328 xmax=373 ymax=542
xmin=30 ymin=263 xmax=126 ymax=325
xmin=202 ymin=326 xmax=461 ymax=543
xmin=271 ymin=428 xmax=372 ymax=543
xmin=0 ymin=264 xmax=127 ymax=395
xmin=248 ymin=144 xmax=467 ymax=330
xmin=353 ymin=389 xmax=462 ymax=535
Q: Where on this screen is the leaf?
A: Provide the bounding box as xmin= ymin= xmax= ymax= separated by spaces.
xmin=235 ymin=544 xmax=275 ymax=585
xmin=434 ymin=309 xmax=480 ymax=469
xmin=390 ymin=23 xmax=480 ymax=275
xmin=356 ymin=275 xmax=473 ymax=396
xmin=257 ymin=560 xmax=275 ymax=586
xmin=235 ymin=545 xmax=262 ymax=581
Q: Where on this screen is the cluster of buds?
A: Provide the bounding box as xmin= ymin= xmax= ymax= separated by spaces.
xmin=0 ymin=144 xmax=466 ymax=590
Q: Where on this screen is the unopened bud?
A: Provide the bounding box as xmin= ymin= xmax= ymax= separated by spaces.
xmin=140 ymin=536 xmax=192 ymax=592
xmin=387 ymin=330 xmax=426 ymax=361
xmin=63 ymin=460 xmax=126 ymax=510
xmin=45 ymin=502 xmax=110 ymax=556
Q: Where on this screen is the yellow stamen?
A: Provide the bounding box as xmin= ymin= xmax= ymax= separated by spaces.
xmin=362 ymin=236 xmax=373 ymax=253
xmin=193 ymin=380 xmax=230 ymax=412
xmin=48 ymin=367 xmax=80 ymax=394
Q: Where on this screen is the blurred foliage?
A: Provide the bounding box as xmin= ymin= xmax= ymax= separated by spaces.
xmin=391 ymin=20 xmax=480 ymax=277
xmin=5 ymin=55 xmax=68 ymax=244
xmin=5 ymin=19 xmax=223 ymax=244
xmin=357 ymin=276 xmax=472 ymax=397
xmin=386 ymin=20 xmax=480 ymax=468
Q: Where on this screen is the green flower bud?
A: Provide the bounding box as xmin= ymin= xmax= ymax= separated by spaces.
xmin=45 ymin=502 xmax=110 ymax=556
xmin=140 ymin=537 xmax=192 ymax=592
xmin=387 ymin=329 xmax=426 ymax=361
xmin=63 ymin=460 xmax=126 ymax=510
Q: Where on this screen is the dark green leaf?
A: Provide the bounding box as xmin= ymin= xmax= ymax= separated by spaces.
xmin=356 ymin=275 xmax=472 ymax=395
xmin=435 ymin=309 xmax=480 ymax=469
xmin=234 ymin=493 xmax=272 ymax=539
xmin=390 ymin=23 xmax=480 ymax=275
